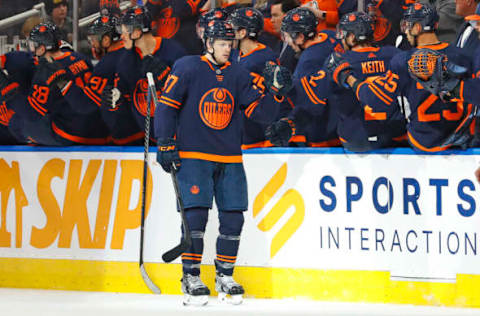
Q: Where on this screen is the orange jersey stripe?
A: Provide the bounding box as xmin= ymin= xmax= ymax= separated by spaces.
xmin=179 ymin=151 xmax=243 ymax=163
xmin=52 ymin=122 xmax=111 ymax=145
xmin=161 ymin=95 xmax=181 ymax=106
xmin=241 ymin=140 xmax=274 ymax=150
xmin=301 ymin=77 xmax=323 ymax=105
xmin=367 ymin=84 xmax=391 ymax=105
xmin=159 ymin=98 xmax=181 ymax=109
xmin=308 ymin=138 xmax=341 ymax=147
xmin=83 ymin=86 xmax=101 ymax=106
xmin=27 ymin=96 xmax=47 ymax=116
xmin=112 ymin=132 xmax=145 ymax=145
xmin=407 ymin=132 xmax=450 ymax=152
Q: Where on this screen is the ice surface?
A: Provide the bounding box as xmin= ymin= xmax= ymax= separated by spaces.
xmin=1 ymin=288 xmax=480 ymax=316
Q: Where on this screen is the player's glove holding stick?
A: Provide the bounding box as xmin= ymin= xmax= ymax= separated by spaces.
xmin=141 ymin=55 xmax=171 ymax=90
xmin=407 ymin=48 xmax=467 ymax=102
xmin=156 ymin=138 xmax=181 ymax=173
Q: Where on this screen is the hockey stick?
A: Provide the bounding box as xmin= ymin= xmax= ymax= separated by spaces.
xmin=138 ymin=72 xmax=161 ymax=294
xmin=161 ymin=167 xmax=192 ymax=262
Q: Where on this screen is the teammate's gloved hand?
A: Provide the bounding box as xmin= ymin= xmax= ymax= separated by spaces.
xmin=263 ymin=61 xmax=293 ymax=96
xmin=36 ymin=57 xmax=70 ymax=91
xmin=265 ymin=118 xmax=295 ymax=147
xmin=407 ymin=48 xmax=466 ymax=102
xmin=141 ymin=55 xmax=171 ymax=89
xmin=156 ymin=138 xmax=181 ymax=173
xmin=324 ymin=52 xmax=352 ymax=89
xmin=100 ymin=84 xmax=122 ymax=109
xmin=0 ymin=70 xmax=19 ymax=102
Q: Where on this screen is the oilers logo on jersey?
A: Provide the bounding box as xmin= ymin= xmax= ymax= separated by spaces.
xmin=133 ymin=78 xmax=160 ymax=117
xmin=199 ymin=88 xmax=234 ymax=130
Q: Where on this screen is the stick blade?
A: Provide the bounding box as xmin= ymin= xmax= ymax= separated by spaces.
xmin=162 ymin=240 xmax=191 ymax=263
xmin=140 ymin=263 xmax=161 ymax=294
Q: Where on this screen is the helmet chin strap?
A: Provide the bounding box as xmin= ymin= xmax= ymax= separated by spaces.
xmin=130 ymin=31 xmax=143 ymax=50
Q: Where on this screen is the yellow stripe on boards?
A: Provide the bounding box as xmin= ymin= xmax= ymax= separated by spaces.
xmin=0 ymin=258 xmax=479 ymax=307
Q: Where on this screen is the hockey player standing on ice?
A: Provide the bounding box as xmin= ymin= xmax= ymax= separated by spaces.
xmin=228 ymin=7 xmax=283 ymax=149
xmin=154 ymin=20 xmax=290 ymax=306
xmin=106 ymin=6 xmax=186 ymax=137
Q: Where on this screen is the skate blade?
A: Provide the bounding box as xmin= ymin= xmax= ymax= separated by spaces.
xmin=183 ymin=294 xmax=208 ymax=306
xmin=217 ymin=292 xmax=243 ymax=305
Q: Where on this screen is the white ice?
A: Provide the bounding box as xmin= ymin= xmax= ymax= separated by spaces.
xmin=1 ymin=288 xmax=480 ymax=316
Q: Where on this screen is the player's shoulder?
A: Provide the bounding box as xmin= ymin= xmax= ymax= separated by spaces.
xmin=171 ymin=55 xmax=201 ymax=73
xmin=390 ymin=49 xmax=409 ymax=68
xmin=3 ymin=51 xmax=34 ymax=68
xmin=258 ymin=44 xmax=278 ymax=61
xmin=379 ymin=45 xmax=402 ymax=57
xmin=160 ymin=37 xmax=187 ymax=56
xmin=320 ymin=29 xmax=337 ymax=41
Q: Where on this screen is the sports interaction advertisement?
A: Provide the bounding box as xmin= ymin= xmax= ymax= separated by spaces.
xmin=0 ymin=147 xmax=480 ymax=306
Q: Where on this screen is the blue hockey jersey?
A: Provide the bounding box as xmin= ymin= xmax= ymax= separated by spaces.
xmin=8 ymin=51 xmax=110 ymax=145
xmin=235 ymin=43 xmax=281 ymax=149
xmin=355 ymin=43 xmax=472 ymax=151
xmin=292 ymin=30 xmax=343 ymax=146
xmin=63 ymin=42 xmax=144 ymax=145
xmin=154 ymin=55 xmax=281 ymax=162
xmin=116 ymin=37 xmax=186 ymax=137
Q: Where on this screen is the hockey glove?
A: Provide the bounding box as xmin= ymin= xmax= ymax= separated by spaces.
xmin=265 ymin=118 xmax=295 ymax=147
xmin=407 ymin=48 xmax=466 ymax=102
xmin=100 ymin=84 xmax=123 ymax=109
xmin=0 ymin=70 xmax=19 ymax=102
xmin=36 ymin=57 xmax=70 ymax=91
xmin=141 ymin=55 xmax=171 ymax=89
xmin=324 ymin=52 xmax=352 ymax=89
xmin=156 ymin=138 xmax=181 ymax=173
xmin=263 ymin=61 xmax=293 ymax=96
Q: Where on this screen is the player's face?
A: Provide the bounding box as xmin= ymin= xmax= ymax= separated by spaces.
xmin=234 ymin=28 xmax=246 ymax=40
xmin=271 ymin=4 xmax=285 ymax=33
xmin=212 ymin=39 xmax=232 ymax=64
xmin=87 ymin=35 xmax=101 ymax=51
xmin=196 ymin=25 xmax=205 ymax=40
xmin=28 ymin=40 xmax=45 ymax=57
xmin=120 ymin=24 xmax=134 ymax=49
xmin=403 ymin=22 xmax=420 ymax=46
xmin=341 ymin=34 xmax=356 ymax=51
xmin=283 ymin=32 xmax=302 ymax=53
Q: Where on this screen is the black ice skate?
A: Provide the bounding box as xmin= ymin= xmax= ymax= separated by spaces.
xmin=181 ymin=274 xmax=210 ymax=306
xmin=215 ymin=273 xmax=244 ymax=305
